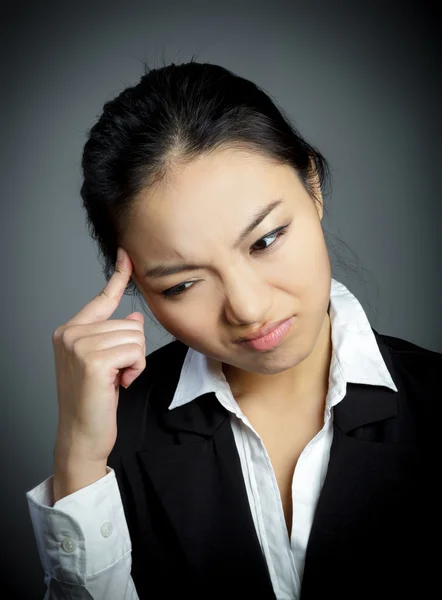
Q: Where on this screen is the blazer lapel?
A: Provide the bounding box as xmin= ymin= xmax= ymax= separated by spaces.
xmin=133 ymin=342 xmax=276 ymax=598
xmin=300 ymin=329 xmax=419 ymax=599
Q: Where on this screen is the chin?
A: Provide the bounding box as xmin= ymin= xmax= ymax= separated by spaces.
xmin=239 ymin=342 xmax=308 ymax=375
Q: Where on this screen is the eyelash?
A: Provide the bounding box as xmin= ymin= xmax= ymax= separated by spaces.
xmin=161 ymin=224 xmax=290 ymax=299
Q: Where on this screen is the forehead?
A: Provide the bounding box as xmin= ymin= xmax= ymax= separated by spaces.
xmin=124 ymin=148 xmax=301 ymax=258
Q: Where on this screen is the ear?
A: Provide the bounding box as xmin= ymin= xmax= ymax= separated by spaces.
xmin=309 ymin=155 xmax=323 ymax=221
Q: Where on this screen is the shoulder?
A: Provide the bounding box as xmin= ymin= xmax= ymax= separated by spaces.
xmin=377 ymin=331 xmax=441 ymax=383
xmin=379 ymin=331 xmax=441 ymax=356
xmin=374 ymin=330 xmax=441 ymax=427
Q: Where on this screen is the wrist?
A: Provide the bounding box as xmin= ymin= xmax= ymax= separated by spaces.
xmin=54 ymin=431 xmax=108 ymax=468
xmin=53 ymin=458 xmax=108 ymax=503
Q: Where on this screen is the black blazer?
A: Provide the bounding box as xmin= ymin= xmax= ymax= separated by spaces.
xmin=107 ymin=328 xmax=440 ymax=600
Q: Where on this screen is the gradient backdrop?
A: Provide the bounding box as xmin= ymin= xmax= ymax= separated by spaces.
xmin=2 ymin=1 xmax=441 ymax=597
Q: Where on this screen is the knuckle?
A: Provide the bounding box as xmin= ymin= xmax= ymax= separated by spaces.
xmin=98 ymin=287 xmax=113 ymax=300
xmin=71 ymin=335 xmax=84 ymax=355
xmin=114 ymin=263 xmax=125 ymax=276
xmin=136 ymin=331 xmax=146 ymax=345
xmin=52 ymin=327 xmax=62 ymax=343
xmin=132 ymin=342 xmax=145 ymax=358
xmin=128 ymin=320 xmax=144 ymax=334
xmin=60 ymin=326 xmax=75 ymax=347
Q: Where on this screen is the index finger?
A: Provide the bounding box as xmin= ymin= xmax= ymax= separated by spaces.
xmin=68 ymin=247 xmax=133 ymax=326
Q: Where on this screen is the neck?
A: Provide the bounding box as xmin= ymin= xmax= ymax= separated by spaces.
xmin=222 ymin=310 xmax=332 ymax=413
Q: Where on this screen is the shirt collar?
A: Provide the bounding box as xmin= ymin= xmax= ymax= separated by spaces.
xmin=168 ymin=278 xmax=398 ymax=411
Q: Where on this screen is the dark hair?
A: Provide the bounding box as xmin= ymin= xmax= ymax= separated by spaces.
xmin=80 ymin=58 xmax=332 ymax=303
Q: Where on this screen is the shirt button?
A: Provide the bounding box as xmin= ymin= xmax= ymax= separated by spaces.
xmin=61 ymin=536 xmax=77 ymax=553
xmin=100 ymin=521 xmax=113 ymax=538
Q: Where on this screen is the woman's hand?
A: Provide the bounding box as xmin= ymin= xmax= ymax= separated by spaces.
xmin=52 ymin=247 xmax=146 ymax=480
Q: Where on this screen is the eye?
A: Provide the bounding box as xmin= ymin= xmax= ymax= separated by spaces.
xmin=161 ymin=223 xmax=290 ymax=299
xmin=250 ymin=224 xmax=289 ymax=255
xmin=161 ymin=281 xmax=194 ymax=299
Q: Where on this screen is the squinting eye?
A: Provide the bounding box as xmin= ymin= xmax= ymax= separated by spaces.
xmin=162 ymin=281 xmax=194 ymax=298
xmin=250 ymin=224 xmax=289 ymax=254
xmin=161 ymin=223 xmax=290 ymax=299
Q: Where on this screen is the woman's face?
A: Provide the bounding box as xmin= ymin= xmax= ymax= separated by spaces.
xmin=124 ymin=147 xmax=331 ymax=376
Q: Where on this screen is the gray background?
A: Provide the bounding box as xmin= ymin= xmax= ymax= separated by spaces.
xmin=2 ymin=1 xmax=441 ymax=597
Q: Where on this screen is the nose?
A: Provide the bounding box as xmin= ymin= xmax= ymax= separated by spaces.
xmin=223 ymin=268 xmax=273 ymax=327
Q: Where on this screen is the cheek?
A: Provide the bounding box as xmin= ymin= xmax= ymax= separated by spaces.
xmin=146 ymin=296 xmax=217 ymax=345
xmin=289 ymin=224 xmax=329 ymax=276
xmin=166 ymin=320 xmax=219 ymax=356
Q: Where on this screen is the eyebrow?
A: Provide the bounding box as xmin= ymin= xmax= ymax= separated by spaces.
xmin=142 ymin=198 xmax=284 ymax=279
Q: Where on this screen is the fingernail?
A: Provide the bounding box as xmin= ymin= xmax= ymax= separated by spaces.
xmin=116 ymin=247 xmax=124 ymax=263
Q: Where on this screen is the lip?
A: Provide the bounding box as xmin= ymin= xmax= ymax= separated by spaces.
xmin=235 ymin=316 xmax=295 ymax=351
xmin=235 ymin=317 xmax=292 ymax=343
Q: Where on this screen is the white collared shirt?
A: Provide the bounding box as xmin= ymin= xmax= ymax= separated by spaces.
xmin=26 ymin=278 xmax=398 ymax=599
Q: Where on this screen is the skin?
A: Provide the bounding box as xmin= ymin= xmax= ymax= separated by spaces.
xmin=123 ymin=146 xmax=332 ymax=415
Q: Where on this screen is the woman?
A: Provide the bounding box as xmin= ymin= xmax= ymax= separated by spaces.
xmin=26 ymin=60 xmax=439 ymax=599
